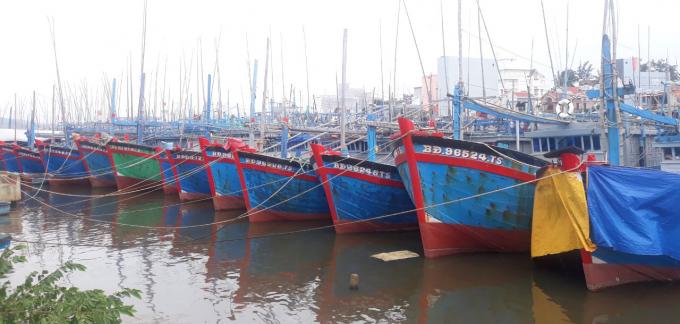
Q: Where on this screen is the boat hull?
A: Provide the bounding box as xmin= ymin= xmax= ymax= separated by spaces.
xmin=170 ymin=151 xmax=212 ymax=202
xmin=159 ymin=158 xmax=178 ymax=194
xmin=394 ymin=119 xmax=545 ymax=258
xmin=581 ymin=248 xmax=680 ymax=291
xmin=76 ymin=141 xmax=117 ymax=188
xmin=0 ymin=146 xmax=19 ymax=173
xmin=15 ymin=148 xmax=44 ymax=180
xmin=39 ymin=145 xmax=89 ymax=184
xmin=203 ymin=146 xmax=245 ymax=210
xmin=312 ymin=145 xmax=417 ymax=234
xmin=234 ymin=151 xmax=330 ymax=223
xmin=107 ymin=142 xmax=163 ymax=191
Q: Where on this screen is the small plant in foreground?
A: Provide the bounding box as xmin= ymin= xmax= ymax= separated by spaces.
xmin=0 ymin=245 xmax=141 ymax=323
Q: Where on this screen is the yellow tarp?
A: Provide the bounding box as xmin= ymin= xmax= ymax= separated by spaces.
xmin=531 ymin=167 xmax=596 ymax=257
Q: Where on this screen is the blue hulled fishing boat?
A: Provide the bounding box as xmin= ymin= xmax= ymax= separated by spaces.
xmin=394 ymin=117 xmax=548 ymax=257
xmin=169 ymin=148 xmax=212 ymax=202
xmin=75 ymin=137 xmax=117 ymax=188
xmin=14 ymin=145 xmax=44 ymax=182
xmin=0 ymin=143 xmax=20 ymax=173
xmin=37 ymin=142 xmax=89 ymax=186
xmin=200 ymin=137 xmax=247 ymax=210
xmin=311 ymin=143 xmax=417 ymax=233
xmin=233 ymin=149 xmax=330 ymax=222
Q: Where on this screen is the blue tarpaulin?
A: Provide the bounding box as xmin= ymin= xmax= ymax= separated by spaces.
xmin=587 ymin=166 xmax=680 ymax=260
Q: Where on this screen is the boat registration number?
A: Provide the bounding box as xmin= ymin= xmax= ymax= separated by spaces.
xmin=420 ymin=145 xmax=503 ymax=165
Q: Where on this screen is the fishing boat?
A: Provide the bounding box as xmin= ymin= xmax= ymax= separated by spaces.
xmin=394 ymin=117 xmax=548 ymax=257
xmin=200 ymin=137 xmax=247 ymax=210
xmin=0 ymin=143 xmax=20 ymax=173
xmin=75 ymin=137 xmax=117 ymax=188
xmin=37 ymin=142 xmax=89 ymax=185
xmin=14 ymin=145 xmax=45 ymax=183
xmin=106 ymin=141 xmax=163 ymax=191
xmin=158 ymin=148 xmax=179 ymax=194
xmin=169 ymin=147 xmax=212 ymax=202
xmin=311 ymin=143 xmax=418 ymax=233
xmin=533 ymin=148 xmax=680 ymax=291
xmin=233 ymin=149 xmax=330 ymax=222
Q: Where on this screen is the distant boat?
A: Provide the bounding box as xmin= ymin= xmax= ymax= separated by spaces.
xmin=0 ymin=143 xmax=20 ymax=173
xmin=201 ymin=137 xmax=247 ymax=210
xmin=106 ymin=141 xmax=163 ymax=191
xmin=37 ymin=142 xmax=89 ymax=186
xmin=233 ymin=149 xmax=330 ymax=222
xmin=394 ymin=117 xmax=548 ymax=257
xmin=311 ymin=143 xmax=418 ymax=233
xmin=158 ymin=149 xmax=178 ymax=195
xmin=170 ymin=148 xmax=212 ymax=202
xmin=14 ymin=145 xmax=44 ymax=179
xmin=75 ymin=138 xmax=117 ymax=188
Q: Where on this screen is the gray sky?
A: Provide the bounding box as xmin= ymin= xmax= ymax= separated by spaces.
xmin=0 ymin=0 xmax=677 ymax=121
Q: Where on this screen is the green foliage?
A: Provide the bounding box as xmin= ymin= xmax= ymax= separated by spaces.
xmin=576 ymin=61 xmax=594 ymax=81
xmin=641 ymin=59 xmax=680 ymax=81
xmin=0 ymin=245 xmax=141 ymax=323
xmin=557 ymin=61 xmax=595 ymax=87
xmin=557 ymin=69 xmax=578 ymax=87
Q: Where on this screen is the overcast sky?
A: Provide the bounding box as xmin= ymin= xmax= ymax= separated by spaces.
xmin=0 ymin=0 xmax=678 ymax=121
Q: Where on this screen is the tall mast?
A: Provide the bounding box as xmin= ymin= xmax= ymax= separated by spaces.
xmin=260 ymin=38 xmax=270 ymax=149
xmin=391 ymin=0 xmax=401 ymax=121
xmin=440 ymin=0 xmax=449 ymax=117
xmin=455 ymin=0 xmax=464 ymax=139
xmin=48 ymin=18 xmax=69 ymax=145
xmin=51 ymin=84 xmax=56 ymax=140
xmin=136 ymin=0 xmax=148 ymax=144
xmin=477 ymin=3 xmax=486 ymax=102
xmin=379 ymin=21 xmax=385 ymax=114
xmin=303 ymin=26 xmax=311 ymax=115
xmin=13 ymin=94 xmax=17 ymax=143
xmin=540 ymin=0 xmax=557 ymax=87
xmin=340 ymin=29 xmax=348 ymax=154
xmin=562 ymin=2 xmax=569 ymax=98
xmin=28 ymin=91 xmax=36 ymax=147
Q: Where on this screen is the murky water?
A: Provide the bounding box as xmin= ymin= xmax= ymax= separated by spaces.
xmin=2 ymin=187 xmax=680 ymax=323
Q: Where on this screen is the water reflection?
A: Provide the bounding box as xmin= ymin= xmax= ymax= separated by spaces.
xmin=2 ymin=190 xmax=680 ymax=322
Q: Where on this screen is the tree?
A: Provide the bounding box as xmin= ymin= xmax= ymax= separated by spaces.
xmin=576 ymin=61 xmax=594 ymax=81
xmin=557 ymin=69 xmax=578 ymax=87
xmin=640 ymin=59 xmax=680 ymax=81
xmin=0 ymin=245 xmax=141 ymax=323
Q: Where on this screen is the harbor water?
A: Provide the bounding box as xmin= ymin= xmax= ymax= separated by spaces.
xmin=3 ymin=187 xmax=680 ymax=323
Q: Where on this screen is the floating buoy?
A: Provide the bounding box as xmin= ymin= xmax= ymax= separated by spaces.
xmin=349 ymin=273 xmax=359 ymax=290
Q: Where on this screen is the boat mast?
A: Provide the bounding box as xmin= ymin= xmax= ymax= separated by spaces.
xmin=136 ymin=0 xmax=148 ymax=145
xmin=48 ymin=18 xmax=69 ymax=145
xmin=13 ymin=94 xmax=17 ymax=143
xmin=562 ymin=2 xmax=569 ymax=99
xmin=453 ymin=0 xmax=463 ymax=140
xmin=260 ymin=38 xmax=270 ymax=150
xmin=540 ymin=0 xmax=558 ymax=87
xmin=303 ymin=26 xmax=311 ymax=116
xmin=51 ymin=84 xmax=55 ymax=140
xmin=477 ymin=2 xmax=486 ymax=103
xmin=340 ymin=29 xmax=348 ymax=155
xmin=28 ymin=91 xmax=36 ymax=148
xmin=391 ymin=0 xmax=401 ymax=121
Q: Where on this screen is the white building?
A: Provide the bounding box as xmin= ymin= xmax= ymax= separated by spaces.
xmin=498 ymin=60 xmax=550 ymax=99
xmin=317 ymin=86 xmax=372 ymax=114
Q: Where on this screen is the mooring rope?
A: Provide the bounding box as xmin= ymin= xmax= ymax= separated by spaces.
xmin=8 ymin=162 xmax=581 ymax=248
